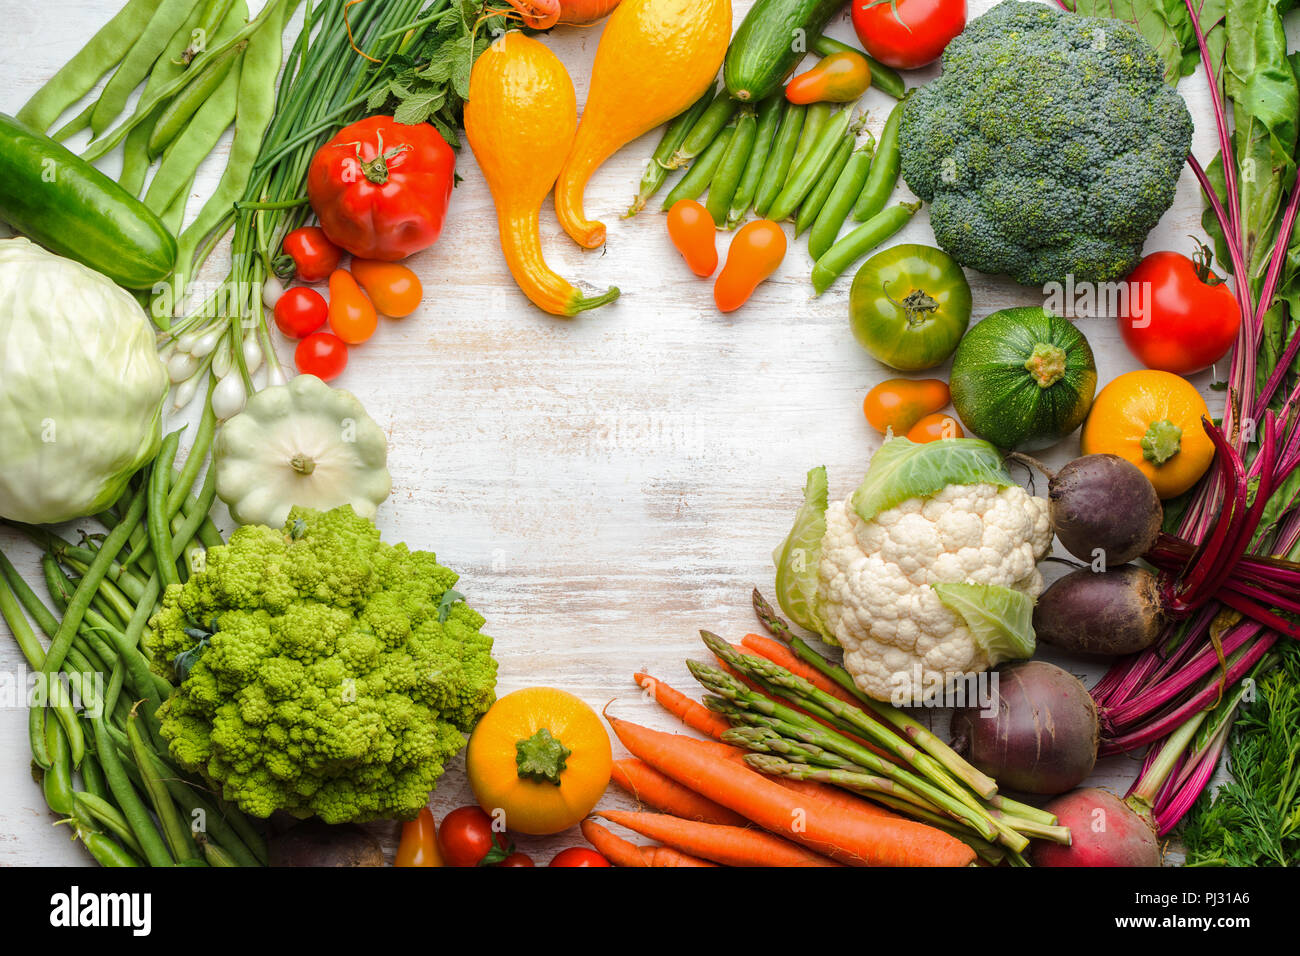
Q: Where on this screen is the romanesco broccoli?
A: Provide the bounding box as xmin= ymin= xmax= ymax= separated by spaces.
xmin=145 ymin=505 xmax=497 ymax=823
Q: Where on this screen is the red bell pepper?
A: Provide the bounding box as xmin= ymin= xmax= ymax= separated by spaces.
xmin=306 ymin=116 xmax=455 ymax=261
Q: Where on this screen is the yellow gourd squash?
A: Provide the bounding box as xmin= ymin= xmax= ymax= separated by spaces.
xmin=554 ymin=0 xmax=731 ymax=249
xmin=463 ymin=32 xmax=618 ymax=316
xmin=1080 ymin=370 xmax=1215 ymax=499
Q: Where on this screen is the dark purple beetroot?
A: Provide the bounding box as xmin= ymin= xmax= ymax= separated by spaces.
xmin=1034 ymin=565 xmax=1166 ymax=656
xmin=1049 ymin=454 xmax=1162 ymax=566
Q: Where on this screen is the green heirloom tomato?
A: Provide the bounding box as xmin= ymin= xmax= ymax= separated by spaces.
xmin=848 ymin=244 xmax=972 ymax=371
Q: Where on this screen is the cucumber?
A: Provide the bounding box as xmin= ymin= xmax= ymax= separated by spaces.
xmin=724 ymin=0 xmax=847 ymax=103
xmin=0 ymin=113 xmax=177 ymax=289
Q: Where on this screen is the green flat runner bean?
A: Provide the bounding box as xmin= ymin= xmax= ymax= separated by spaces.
xmin=90 ymin=0 xmax=204 ymax=136
xmin=726 ymin=95 xmax=782 ymax=228
xmin=16 ymin=0 xmax=163 ymax=133
xmin=706 ymin=107 xmax=757 ymax=227
xmin=786 ymin=102 xmax=833 ymax=187
xmin=753 ymin=103 xmax=805 ymax=219
xmin=767 ymin=109 xmax=851 ymax=224
xmin=628 ymin=83 xmax=714 ymax=217
xmin=148 ymin=39 xmax=246 ymax=158
xmin=812 ymin=200 xmax=921 ymax=295
xmin=853 ymin=98 xmax=904 ymax=222
xmin=813 ymin=35 xmax=906 ymax=100
xmin=661 ymin=126 xmax=735 ymax=211
xmin=667 ymin=89 xmax=739 ymax=170
xmin=795 ymin=131 xmax=854 ymax=237
xmin=808 ymin=134 xmax=875 ymax=260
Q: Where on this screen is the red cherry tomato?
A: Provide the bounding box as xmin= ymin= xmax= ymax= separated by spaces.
xmin=282 ymin=226 xmax=343 ymax=283
xmin=294 ymin=331 xmax=348 ymax=381
xmin=497 ymin=852 xmax=535 ymax=867
xmin=437 ymin=806 xmax=498 ymax=867
xmin=1118 ymin=250 xmax=1241 ymax=375
xmin=273 ymin=286 xmax=328 ymax=338
xmin=851 ymin=0 xmax=967 ymax=70
xmin=549 ymin=847 xmax=611 ymax=867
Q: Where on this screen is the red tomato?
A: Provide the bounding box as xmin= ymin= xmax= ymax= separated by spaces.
xmin=1118 ymin=251 xmax=1241 ymax=375
xmin=294 ymin=332 xmax=348 ymax=381
xmin=549 ymin=847 xmax=611 ymax=867
xmin=497 ymin=852 xmax=535 ymax=867
xmin=437 ymin=806 xmax=497 ymax=867
xmin=307 ymin=115 xmax=455 ymax=261
xmin=851 ymin=0 xmax=967 ymax=70
xmin=282 ymin=226 xmax=342 ymax=282
xmin=273 ymin=287 xmax=328 ymax=338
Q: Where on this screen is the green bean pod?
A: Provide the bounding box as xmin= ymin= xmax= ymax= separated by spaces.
xmin=16 ymin=0 xmax=163 ymax=133
xmin=786 ymin=102 xmax=833 ymax=186
xmin=726 ymin=95 xmax=783 ymax=228
xmin=853 ymin=98 xmax=904 ymax=222
xmin=812 ymin=200 xmax=921 ymax=295
xmin=808 ymin=134 xmax=876 ymax=260
xmin=706 ymin=107 xmax=758 ymax=227
xmin=74 ymin=792 xmax=147 ymax=858
xmin=628 ymin=83 xmax=715 ymax=217
xmin=661 ymin=126 xmax=735 ymax=211
xmin=812 ymin=35 xmax=906 ymax=100
xmin=90 ymin=0 xmax=204 ymax=136
xmin=666 ymin=89 xmax=740 ymax=170
xmin=767 ymin=109 xmax=852 ymax=224
xmin=147 ymin=432 xmax=183 ymax=589
xmin=147 ymin=40 xmax=246 ymax=159
xmin=127 ymin=704 xmax=197 ymax=861
xmin=753 ymin=103 xmax=805 ymax=218
xmin=50 ymin=102 xmax=96 ymax=143
xmin=795 ymin=130 xmax=855 ymax=237
xmin=79 ymin=754 xmax=110 ymax=802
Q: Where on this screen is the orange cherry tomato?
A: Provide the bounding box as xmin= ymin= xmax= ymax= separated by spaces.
xmin=394 ymin=807 xmax=444 ymax=867
xmin=785 ymin=51 xmax=872 ymax=105
xmin=327 ymin=269 xmax=378 ymax=344
xmin=666 ymin=199 xmax=718 ymax=277
xmin=349 ymin=258 xmax=424 ymax=318
xmin=714 ymin=219 xmax=787 ymax=313
xmin=907 ymin=411 xmax=964 ymax=443
xmin=862 ymin=378 xmax=951 ymax=435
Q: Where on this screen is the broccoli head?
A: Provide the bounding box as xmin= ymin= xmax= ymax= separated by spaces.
xmin=899 ymin=0 xmax=1193 ymax=286
xmin=145 ymin=505 xmax=498 ymax=824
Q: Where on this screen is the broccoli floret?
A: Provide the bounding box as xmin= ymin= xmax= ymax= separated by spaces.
xmin=145 ymin=505 xmax=498 ymax=824
xmin=899 ymin=0 xmax=1193 ymax=286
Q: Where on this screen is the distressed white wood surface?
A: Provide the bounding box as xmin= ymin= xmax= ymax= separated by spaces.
xmin=0 ymin=0 xmax=1224 ymax=865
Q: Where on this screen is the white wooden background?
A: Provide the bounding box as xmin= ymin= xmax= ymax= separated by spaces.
xmin=0 ymin=0 xmax=1230 ymax=865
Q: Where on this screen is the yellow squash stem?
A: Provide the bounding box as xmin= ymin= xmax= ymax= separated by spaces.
xmin=464 ymin=31 xmax=617 ymax=316
xmin=554 ymin=0 xmax=731 ymax=249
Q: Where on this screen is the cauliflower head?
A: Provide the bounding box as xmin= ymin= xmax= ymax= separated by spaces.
xmin=774 ymin=439 xmax=1051 ymax=704
xmin=145 ymin=505 xmax=497 ymax=823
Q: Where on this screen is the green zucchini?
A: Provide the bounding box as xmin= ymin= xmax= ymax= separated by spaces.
xmin=0 ymin=113 xmax=176 ymax=289
xmin=724 ymin=0 xmax=847 ymax=103
xmin=949 ymin=307 xmax=1098 ymax=451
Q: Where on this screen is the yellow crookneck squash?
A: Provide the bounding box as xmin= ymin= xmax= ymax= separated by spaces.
xmin=1080 ymin=369 xmax=1215 ymax=499
xmin=463 ymin=32 xmax=618 ymax=316
xmin=554 ymin=0 xmax=731 ymax=249
xmin=466 ymin=687 xmax=612 ymax=836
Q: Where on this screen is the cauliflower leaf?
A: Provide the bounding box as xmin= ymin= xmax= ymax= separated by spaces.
xmin=932 ymin=582 xmax=1036 ymax=666
xmin=851 ymin=437 xmax=1012 ymax=523
xmin=773 ymin=466 xmax=834 ymax=642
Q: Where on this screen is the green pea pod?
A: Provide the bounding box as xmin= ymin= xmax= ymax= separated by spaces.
xmin=795 ymin=131 xmax=855 ymax=237
xmin=79 ymin=754 xmax=110 ymax=802
xmin=787 ymin=102 xmax=833 ymax=186
xmin=148 ymin=40 xmax=246 ymax=158
xmin=662 ymin=127 xmax=735 ymax=211
xmin=813 ymin=35 xmax=906 ymax=100
xmin=42 ymin=717 xmax=76 ymax=816
xmin=16 ymin=0 xmax=163 ymax=133
xmin=667 ymin=89 xmax=739 ymax=170
xmin=853 ymin=98 xmax=904 ymax=222
xmin=727 ymin=95 xmax=783 ymax=228
xmin=74 ymin=792 xmax=146 ymax=858
xmin=90 ymin=0 xmax=204 ymax=136
xmin=707 ymin=107 xmax=758 ymax=227
xmin=808 ymin=134 xmax=875 ymax=260
xmin=767 ymin=109 xmax=851 ymax=224
xmin=753 ymin=103 xmax=805 ymax=219
xmin=812 ymin=200 xmax=921 ymax=295
xmin=628 ymin=83 xmax=715 ymax=216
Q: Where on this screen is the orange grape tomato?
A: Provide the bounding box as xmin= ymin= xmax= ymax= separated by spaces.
xmin=785 ymin=51 xmax=872 ymax=105
xmin=714 ymin=219 xmax=787 ymax=313
xmin=327 ymin=269 xmax=378 ymax=344
xmin=907 ymin=412 xmax=964 ymax=443
xmin=349 ymin=258 xmax=424 ymax=318
xmin=666 ymin=198 xmax=718 ymax=277
xmin=394 ymin=807 xmax=444 ymax=867
xmin=862 ymin=378 xmax=951 ymax=435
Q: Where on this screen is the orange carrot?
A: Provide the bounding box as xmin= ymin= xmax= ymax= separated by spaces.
xmin=607 ymin=716 xmax=976 ymax=867
xmin=598 ymin=809 xmax=842 ymax=867
xmin=740 ymin=633 xmax=867 ymax=708
xmin=634 ymin=671 xmax=731 ymax=740
xmin=611 ymin=759 xmax=749 ymax=827
xmin=580 ymin=819 xmax=717 ymax=867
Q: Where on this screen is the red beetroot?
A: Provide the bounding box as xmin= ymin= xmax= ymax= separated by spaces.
xmin=1030 ymin=788 xmax=1161 ymax=867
